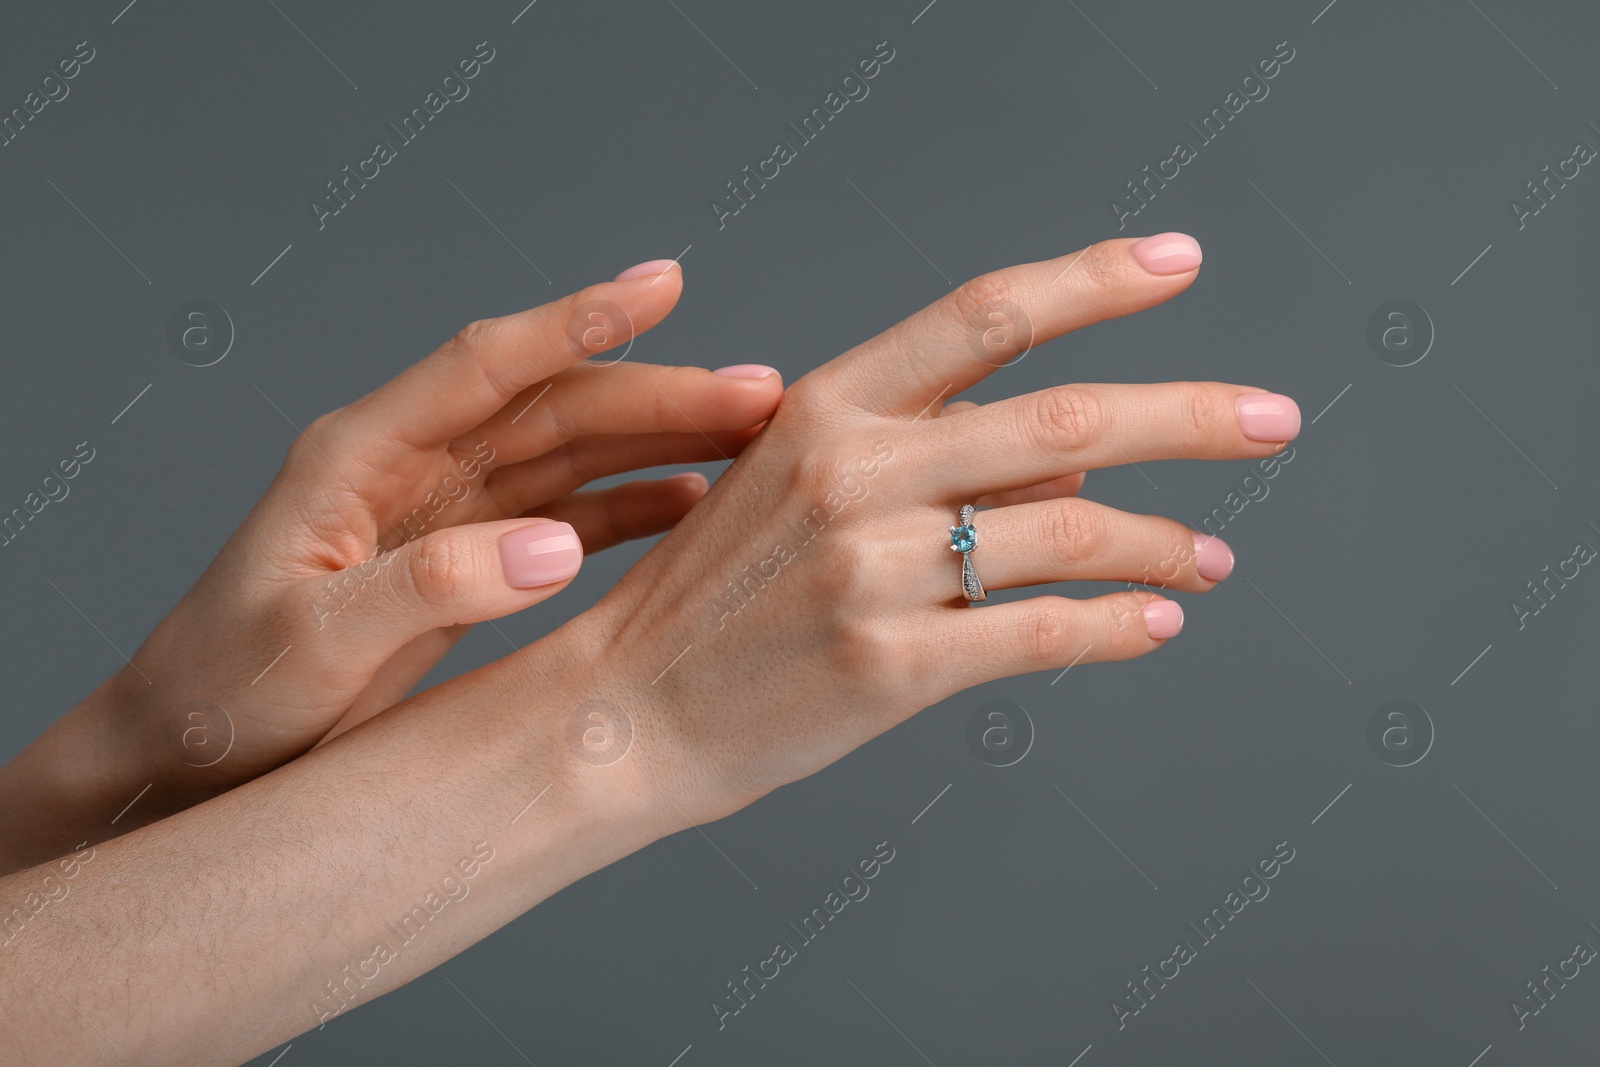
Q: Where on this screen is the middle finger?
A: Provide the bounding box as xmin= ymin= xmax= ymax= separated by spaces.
xmin=913 ymin=380 xmax=1299 ymax=499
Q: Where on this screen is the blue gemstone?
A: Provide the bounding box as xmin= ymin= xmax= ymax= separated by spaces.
xmin=951 ymin=525 xmax=977 ymax=553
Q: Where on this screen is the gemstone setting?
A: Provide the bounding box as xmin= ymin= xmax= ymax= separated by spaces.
xmin=950 ymin=525 xmax=977 ymax=553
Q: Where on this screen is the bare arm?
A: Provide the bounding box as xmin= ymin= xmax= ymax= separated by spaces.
xmin=0 ymin=258 xmax=780 ymax=876
xmin=0 ymin=236 xmax=1299 ymax=1066
xmin=0 ymin=626 xmax=661 ymax=1067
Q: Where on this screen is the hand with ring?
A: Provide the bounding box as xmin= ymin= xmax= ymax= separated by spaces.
xmin=0 ymin=234 xmax=1306 ymax=1063
xmin=544 ymin=232 xmax=1301 ymax=823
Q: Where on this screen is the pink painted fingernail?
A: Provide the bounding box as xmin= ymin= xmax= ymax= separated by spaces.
xmin=1130 ymin=232 xmax=1203 ymax=275
xmin=499 ymin=522 xmax=582 ymax=588
xmin=1143 ymin=600 xmax=1184 ymax=639
xmin=614 ymin=259 xmax=680 ymax=282
xmin=1235 ymin=393 xmax=1302 ymax=441
xmin=713 ymin=364 xmax=779 ymax=379
xmin=1192 ymin=533 xmax=1234 ymax=582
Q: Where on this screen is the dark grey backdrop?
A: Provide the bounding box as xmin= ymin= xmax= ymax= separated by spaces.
xmin=3 ymin=0 xmax=1598 ymax=1064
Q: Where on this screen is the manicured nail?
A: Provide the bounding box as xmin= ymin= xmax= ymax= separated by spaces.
xmin=667 ymin=471 xmax=709 ymax=489
xmin=713 ymin=364 xmax=779 ymax=379
xmin=1130 ymin=232 xmax=1203 ymax=275
xmin=614 ymin=259 xmax=680 ymax=282
xmin=499 ymin=522 xmax=582 ymax=588
xmin=1235 ymin=393 xmax=1302 ymax=442
xmin=1192 ymin=533 xmax=1234 ymax=582
xmin=1143 ymin=600 xmax=1184 ymax=639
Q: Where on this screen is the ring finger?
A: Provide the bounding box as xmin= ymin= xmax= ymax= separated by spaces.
xmin=937 ymin=498 xmax=1234 ymax=598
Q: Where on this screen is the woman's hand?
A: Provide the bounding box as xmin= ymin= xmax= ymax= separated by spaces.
xmin=0 ymin=236 xmax=1305 ymax=1067
xmin=0 ymin=259 xmax=783 ymax=867
xmin=537 ymin=235 xmax=1300 ymax=823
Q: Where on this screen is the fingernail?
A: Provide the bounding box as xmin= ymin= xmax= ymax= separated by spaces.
xmin=1192 ymin=534 xmax=1234 ymax=582
xmin=1130 ymin=232 xmax=1203 ymax=275
xmin=667 ymin=471 xmax=709 ymax=489
xmin=713 ymin=364 xmax=779 ymax=379
xmin=1143 ymin=600 xmax=1184 ymax=639
xmin=614 ymin=259 xmax=680 ymax=282
xmin=499 ymin=522 xmax=582 ymax=588
xmin=1235 ymin=393 xmax=1302 ymax=442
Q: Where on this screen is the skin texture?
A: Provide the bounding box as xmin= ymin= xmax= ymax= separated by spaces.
xmin=0 ymin=237 xmax=1299 ymax=1066
xmin=558 ymin=237 xmax=1296 ymax=822
xmin=0 ymin=261 xmax=785 ymax=873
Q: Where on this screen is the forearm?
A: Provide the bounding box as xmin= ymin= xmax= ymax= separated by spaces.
xmin=0 ymin=625 xmax=664 ymax=1067
xmin=0 ymin=668 xmax=189 ymax=875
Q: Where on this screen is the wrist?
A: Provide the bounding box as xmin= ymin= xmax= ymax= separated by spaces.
xmin=522 ymin=612 xmax=772 ymax=836
xmin=489 ymin=616 xmax=715 ymax=849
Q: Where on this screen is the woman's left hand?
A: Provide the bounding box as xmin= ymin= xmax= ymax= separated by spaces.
xmin=7 ymin=260 xmax=783 ymax=857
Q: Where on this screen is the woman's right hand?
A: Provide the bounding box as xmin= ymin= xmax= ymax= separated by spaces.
xmin=519 ymin=234 xmax=1301 ymax=825
xmin=0 ymin=234 xmax=1303 ymax=1067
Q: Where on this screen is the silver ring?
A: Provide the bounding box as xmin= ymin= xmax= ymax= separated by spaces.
xmin=949 ymin=504 xmax=986 ymax=602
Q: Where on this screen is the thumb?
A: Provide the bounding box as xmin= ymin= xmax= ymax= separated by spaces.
xmin=333 ymin=518 xmax=583 ymax=650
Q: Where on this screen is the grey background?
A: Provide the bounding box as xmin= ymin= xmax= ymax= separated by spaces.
xmin=1 ymin=0 xmax=1597 ymax=1064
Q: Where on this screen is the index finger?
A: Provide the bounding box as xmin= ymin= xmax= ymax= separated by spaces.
xmin=345 ymin=259 xmax=686 ymax=451
xmin=814 ymin=235 xmax=1204 ymax=417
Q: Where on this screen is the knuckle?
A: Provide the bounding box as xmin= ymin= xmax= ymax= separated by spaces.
xmin=832 ymin=602 xmax=905 ymax=685
xmin=1183 ymin=383 xmax=1231 ymax=439
xmin=1067 ymin=240 xmax=1134 ymax=295
xmin=1033 ymin=386 xmax=1104 ymax=453
xmin=834 ymin=608 xmax=891 ymax=672
xmin=405 ymin=534 xmax=475 ymax=609
xmin=561 ymin=441 xmax=603 ymax=489
xmin=781 ymin=373 xmax=854 ymax=426
xmin=1045 ymin=499 xmax=1103 ymax=567
xmin=288 ymin=411 xmax=343 ymax=464
xmin=949 ymin=271 xmax=1017 ymax=329
xmin=790 ymin=441 xmax=862 ymax=500
xmin=1021 ymin=600 xmax=1071 ymax=668
xmin=451 ymin=317 xmax=537 ymax=401
xmin=450 ymin=317 xmax=497 ymax=353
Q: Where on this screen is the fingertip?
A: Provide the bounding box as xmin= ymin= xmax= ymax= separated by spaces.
xmin=1130 ymin=233 xmax=1203 ymax=275
xmin=1191 ymin=533 xmax=1234 ymax=582
xmin=614 ymin=259 xmax=682 ymax=282
xmin=712 ymin=364 xmax=781 ymax=381
xmin=498 ymin=520 xmax=584 ymax=589
xmin=665 ymin=470 xmax=710 ymax=494
xmin=1235 ymin=392 xmax=1301 ymax=442
xmin=1141 ymin=599 xmax=1184 ymax=640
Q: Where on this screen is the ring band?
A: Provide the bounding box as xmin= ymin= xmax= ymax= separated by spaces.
xmin=950 ymin=504 xmax=986 ymax=602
